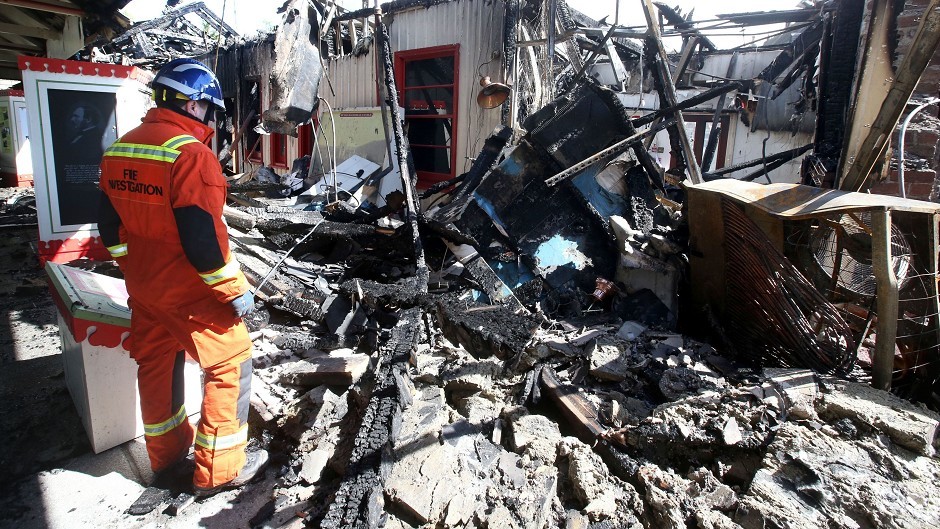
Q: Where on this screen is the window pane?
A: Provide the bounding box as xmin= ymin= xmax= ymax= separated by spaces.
xmin=404 ymin=56 xmax=455 ymax=87
xmin=404 ymin=87 xmax=454 ymax=116
xmin=411 ymin=146 xmax=451 ymax=174
xmin=406 ymin=118 xmax=452 ymax=148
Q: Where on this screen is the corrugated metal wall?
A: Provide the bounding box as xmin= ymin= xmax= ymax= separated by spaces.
xmin=323 ymin=0 xmax=508 ymax=177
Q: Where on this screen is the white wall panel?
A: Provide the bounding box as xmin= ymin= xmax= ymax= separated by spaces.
xmin=322 ymin=0 xmax=507 ymax=176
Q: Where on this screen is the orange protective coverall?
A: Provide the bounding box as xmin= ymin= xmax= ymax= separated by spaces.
xmin=98 ymin=107 xmax=252 ymax=489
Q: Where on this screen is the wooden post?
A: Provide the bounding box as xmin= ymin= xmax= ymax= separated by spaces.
xmin=839 ymin=0 xmax=940 ymax=191
xmin=928 ymin=213 xmax=940 ymax=381
xmin=872 ymin=208 xmax=899 ymax=390
xmin=641 ymin=0 xmax=703 ymax=184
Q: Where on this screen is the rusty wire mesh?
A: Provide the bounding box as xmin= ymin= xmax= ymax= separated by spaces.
xmin=720 ymin=199 xmax=857 ymax=374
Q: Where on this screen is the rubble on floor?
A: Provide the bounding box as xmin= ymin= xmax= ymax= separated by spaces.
xmin=7 ymin=0 xmax=938 ymax=526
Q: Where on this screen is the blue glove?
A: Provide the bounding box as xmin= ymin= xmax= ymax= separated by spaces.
xmin=231 ymin=291 xmax=255 ymax=317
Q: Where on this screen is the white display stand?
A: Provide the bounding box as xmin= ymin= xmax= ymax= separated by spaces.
xmin=46 ymin=262 xmax=203 ymax=454
xmin=20 ymin=56 xmax=153 ymax=264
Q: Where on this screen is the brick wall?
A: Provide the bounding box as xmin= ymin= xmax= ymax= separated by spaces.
xmin=881 ymin=0 xmax=940 ymax=201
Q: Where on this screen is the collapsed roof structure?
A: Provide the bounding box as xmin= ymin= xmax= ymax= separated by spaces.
xmin=167 ymin=0 xmax=940 ymax=526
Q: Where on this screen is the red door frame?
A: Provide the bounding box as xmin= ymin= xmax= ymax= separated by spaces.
xmin=394 ymin=44 xmax=460 ymax=188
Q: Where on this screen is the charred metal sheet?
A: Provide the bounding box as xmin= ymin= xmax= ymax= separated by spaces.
xmin=320 ymin=307 xmax=420 ymax=529
xmin=262 ymin=0 xmax=324 ymax=135
xmin=755 ymin=20 xmax=823 ymax=85
xmin=456 ymin=138 xmax=618 ymax=293
xmin=524 ymin=82 xmax=633 ymax=169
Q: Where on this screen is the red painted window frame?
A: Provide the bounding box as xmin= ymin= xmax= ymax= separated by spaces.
xmin=394 ymin=44 xmax=459 ymax=189
xmin=271 ymin=132 xmax=288 ymax=168
xmin=297 ymin=116 xmax=319 ymax=159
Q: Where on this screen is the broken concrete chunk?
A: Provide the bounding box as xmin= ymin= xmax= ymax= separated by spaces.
xmin=735 ymin=422 xmax=940 ymax=529
xmin=298 ymin=447 xmax=331 ymax=485
xmin=456 ymin=394 xmax=501 ymax=425
xmin=589 ymin=340 xmax=632 ymax=382
xmin=393 ymin=386 xmax=448 ymax=452
xmin=385 ymin=441 xmax=473 ymax=525
xmin=441 ymin=355 xmax=504 ymax=393
xmin=560 ymin=437 xmax=611 ymax=506
xmin=818 ymin=381 xmax=940 ymax=456
xmin=696 ymin=510 xmax=744 ymax=529
xmin=722 ymin=417 xmax=743 ymax=446
xmin=510 ymin=414 xmax=562 ymax=463
xmin=660 ymin=367 xmax=715 ymax=400
xmin=279 ymin=353 xmax=370 ymax=387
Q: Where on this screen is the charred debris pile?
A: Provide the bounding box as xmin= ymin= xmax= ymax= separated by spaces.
xmin=222 ymin=67 xmax=940 ymax=529
xmin=87 ymin=0 xmax=940 ymax=527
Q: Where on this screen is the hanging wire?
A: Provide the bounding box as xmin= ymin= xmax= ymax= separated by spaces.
xmin=213 ymin=0 xmax=228 ymax=71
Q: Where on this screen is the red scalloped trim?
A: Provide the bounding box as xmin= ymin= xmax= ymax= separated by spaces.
xmin=17 ymin=56 xmax=153 ymax=83
xmin=39 ymin=236 xmax=111 ymax=265
xmin=50 ymin=281 xmax=130 ymax=349
xmin=0 ymin=89 xmax=24 ymax=97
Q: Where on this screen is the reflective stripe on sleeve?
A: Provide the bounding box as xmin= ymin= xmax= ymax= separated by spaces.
xmin=107 ymin=243 xmax=128 ymax=258
xmin=143 ymin=405 xmax=187 ymax=437
xmin=103 ymin=142 xmax=182 ymax=163
xmin=195 ymin=425 xmax=248 ymax=451
xmin=198 ymin=259 xmax=241 ymax=286
xmin=163 ymin=135 xmax=201 ymax=150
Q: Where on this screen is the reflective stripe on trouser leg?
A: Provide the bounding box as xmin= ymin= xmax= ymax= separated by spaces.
xmin=134 ymin=344 xmax=195 ymax=472
xmin=193 ymin=349 xmax=252 ymax=488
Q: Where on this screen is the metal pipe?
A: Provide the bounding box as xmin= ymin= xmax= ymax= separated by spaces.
xmin=898 ymin=97 xmax=940 ymax=198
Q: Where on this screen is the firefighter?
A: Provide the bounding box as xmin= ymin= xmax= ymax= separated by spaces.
xmin=97 ymin=58 xmax=268 ymax=498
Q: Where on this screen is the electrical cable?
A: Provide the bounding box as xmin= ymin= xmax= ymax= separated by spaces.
xmin=898 ymin=97 xmax=940 ymax=198
xmin=252 ymin=218 xmax=326 ymax=295
xmin=319 ymin=97 xmax=338 ymax=204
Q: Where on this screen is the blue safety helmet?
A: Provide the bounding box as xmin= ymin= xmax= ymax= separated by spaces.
xmin=152 ymin=58 xmax=225 ymax=112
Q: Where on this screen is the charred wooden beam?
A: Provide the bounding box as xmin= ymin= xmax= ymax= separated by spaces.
xmin=702 ymin=56 xmax=739 ymax=172
xmin=320 ymin=307 xmax=419 ymax=529
xmin=809 ymin=2 xmax=864 ymax=187
xmin=375 ymin=12 xmax=428 ymax=291
xmin=642 ymin=0 xmax=703 ymax=184
xmin=435 ymin=296 xmax=539 ymax=359
xmin=839 ymin=0 xmax=940 ymax=191
xmin=280 ymin=354 xmax=371 ymax=387
xmin=653 ymin=2 xmax=717 ymax=51
xmin=631 ymin=81 xmax=741 ymax=128
xmin=540 ymin=366 xmax=606 ymax=442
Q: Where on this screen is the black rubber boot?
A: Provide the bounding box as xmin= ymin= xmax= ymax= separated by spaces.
xmin=193 ymin=448 xmax=269 ymax=499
